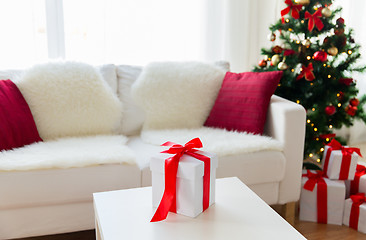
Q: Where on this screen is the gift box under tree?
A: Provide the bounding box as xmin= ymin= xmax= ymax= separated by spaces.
xmin=150 ymin=138 xmax=218 ymax=222
xmin=300 ymin=170 xmax=345 ymax=225
xmin=322 ymin=139 xmax=362 ymax=180
xmin=346 ymin=163 xmax=366 ymax=198
xmin=343 ymin=193 xmax=366 ymax=233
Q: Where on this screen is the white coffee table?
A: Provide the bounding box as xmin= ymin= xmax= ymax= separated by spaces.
xmin=93 ymin=177 xmax=305 ymax=240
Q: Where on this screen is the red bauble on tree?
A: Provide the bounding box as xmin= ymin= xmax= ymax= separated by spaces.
xmin=272 ymin=45 xmax=283 ymax=54
xmin=345 ymin=105 xmax=357 ymax=116
xmin=336 ymin=17 xmax=345 ymax=26
xmin=350 ymin=98 xmax=360 ymax=107
xmin=258 ymin=59 xmax=267 ymax=68
xmin=313 ymin=51 xmax=327 ymax=62
xmin=325 ymin=105 xmax=336 ymax=116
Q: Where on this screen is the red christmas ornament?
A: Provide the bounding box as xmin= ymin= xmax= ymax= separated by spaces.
xmin=305 ymin=9 xmax=324 ymax=32
xmin=339 ymin=78 xmax=353 ymax=86
xmin=335 ymin=28 xmax=345 ymax=36
xmin=336 ymin=17 xmax=345 ymax=26
xmin=284 ymin=49 xmax=296 ymax=56
xmin=272 ymin=45 xmax=283 ymax=54
xmin=296 ymin=63 xmax=315 ymax=81
xmin=345 ymin=105 xmax=357 ymax=116
xmin=350 ymin=98 xmax=360 ymax=107
xmin=338 ymin=91 xmax=344 ymax=101
xmin=325 ymin=105 xmax=336 ymax=116
xmin=323 ymin=37 xmax=330 ymax=45
xmin=313 ymin=51 xmax=327 ymax=62
xmin=258 ymin=59 xmax=267 ymax=68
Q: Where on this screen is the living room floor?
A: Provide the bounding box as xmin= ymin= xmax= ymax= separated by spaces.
xmin=18 ymin=218 xmax=366 ymax=240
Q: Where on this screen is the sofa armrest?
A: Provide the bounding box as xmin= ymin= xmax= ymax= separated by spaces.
xmin=263 ymin=95 xmax=306 ymax=204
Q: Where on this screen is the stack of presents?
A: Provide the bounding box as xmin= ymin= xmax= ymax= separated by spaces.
xmin=300 ymin=139 xmax=366 ymax=233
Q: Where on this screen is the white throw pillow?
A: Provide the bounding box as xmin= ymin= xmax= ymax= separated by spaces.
xmin=131 ymin=61 xmax=225 ymax=130
xmin=117 ymin=65 xmax=145 ymax=136
xmin=17 ymin=61 xmax=123 ymax=140
xmin=97 ymin=64 xmax=118 ymax=93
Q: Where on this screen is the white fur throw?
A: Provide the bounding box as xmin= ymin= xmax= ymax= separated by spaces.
xmin=0 ymin=135 xmax=135 ymax=171
xmin=141 ymin=127 xmax=283 ymax=157
xmin=131 ymin=61 xmax=225 ymax=130
xmin=16 ymin=62 xmax=123 ymax=140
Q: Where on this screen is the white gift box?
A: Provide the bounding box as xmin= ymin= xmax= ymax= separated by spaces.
xmin=299 ymin=171 xmax=345 ymax=225
xmin=322 ymin=145 xmax=358 ymax=180
xmin=346 ymin=177 xmax=366 ymax=199
xmin=150 ymin=150 xmax=218 ymax=218
xmin=343 ymin=198 xmax=366 ymax=233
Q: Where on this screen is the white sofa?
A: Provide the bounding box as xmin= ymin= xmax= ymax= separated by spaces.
xmin=0 ymin=62 xmax=306 ymax=239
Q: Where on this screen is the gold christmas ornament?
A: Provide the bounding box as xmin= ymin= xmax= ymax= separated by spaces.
xmin=321 ymin=7 xmax=332 ymax=17
xmin=271 ymin=54 xmax=281 ymax=66
xmin=303 ymin=39 xmax=311 ymax=47
xmin=327 ymin=46 xmax=338 ymax=56
xmin=295 ymin=0 xmax=310 ymax=5
xmin=278 ymin=62 xmax=288 ymax=70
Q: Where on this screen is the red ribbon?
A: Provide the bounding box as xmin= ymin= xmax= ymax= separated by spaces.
xmin=322 ymin=139 xmax=362 ymax=180
xmin=350 ymin=165 xmax=366 ymax=196
xmin=150 ymin=138 xmax=211 ymax=222
xmin=305 ymin=9 xmax=324 ymax=32
xmin=350 ymin=193 xmax=366 ymax=230
xmin=319 ymin=133 xmax=336 ymax=140
xmin=296 ymin=63 xmax=315 ymax=81
xmin=281 ymin=0 xmax=302 ymax=23
xmin=302 ymin=170 xmax=328 ymax=223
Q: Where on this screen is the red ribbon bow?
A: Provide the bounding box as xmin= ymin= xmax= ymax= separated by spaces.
xmin=319 ymin=133 xmax=336 ymax=140
xmin=281 ymin=0 xmax=302 ymax=23
xmin=350 ymin=165 xmax=366 ymax=196
xmin=150 ymin=138 xmax=211 ymax=222
xmin=296 ymin=63 xmax=315 ymax=81
xmin=350 ymin=193 xmax=366 ymax=230
xmin=302 ymin=170 xmax=328 ymax=223
xmin=305 ymin=9 xmax=324 ymax=32
xmin=322 ymin=139 xmax=362 ymax=180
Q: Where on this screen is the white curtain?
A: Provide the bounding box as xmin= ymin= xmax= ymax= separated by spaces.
xmin=333 ymin=0 xmax=366 ymax=96
xmin=204 ymin=0 xmax=283 ymax=72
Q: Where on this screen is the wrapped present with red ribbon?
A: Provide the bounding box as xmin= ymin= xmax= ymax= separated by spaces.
xmin=322 ymin=139 xmax=362 ymax=180
xmin=343 ymin=193 xmax=366 ymax=233
xmin=345 ymin=163 xmax=366 ymax=198
xmin=300 ymin=170 xmax=345 ymax=225
xmin=150 ymin=138 xmax=218 ymax=222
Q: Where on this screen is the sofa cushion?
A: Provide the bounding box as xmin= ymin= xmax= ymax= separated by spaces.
xmin=0 ymin=80 xmax=42 ymax=151
xmin=131 ymin=61 xmax=225 ymax=130
xmin=140 ymin=127 xmax=283 ymax=158
xmin=16 ymin=62 xmax=123 ymax=140
xmin=0 ymin=135 xmax=135 ymax=171
xmin=97 ymin=64 xmax=118 ymax=94
xmin=116 ymin=65 xmax=145 ymax=136
xmin=134 ymin=133 xmax=285 ymax=187
xmin=205 ymin=71 xmax=282 ymax=135
xmin=0 ymin=164 xmax=141 ymax=209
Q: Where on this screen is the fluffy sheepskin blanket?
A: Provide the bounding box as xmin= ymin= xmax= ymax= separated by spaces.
xmin=141 ymin=127 xmax=283 ymax=157
xmin=131 ymin=61 xmax=225 ymax=130
xmin=16 ymin=61 xmax=123 ymax=140
xmin=0 ymin=135 xmax=135 ymax=171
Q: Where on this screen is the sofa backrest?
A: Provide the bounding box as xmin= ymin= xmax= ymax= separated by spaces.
xmin=0 ymin=61 xmax=230 ymax=138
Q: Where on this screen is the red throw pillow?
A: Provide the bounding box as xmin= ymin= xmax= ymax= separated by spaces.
xmin=204 ymin=71 xmax=282 ymax=135
xmin=0 ymin=79 xmax=42 ymax=151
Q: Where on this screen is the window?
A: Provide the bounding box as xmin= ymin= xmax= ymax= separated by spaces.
xmin=0 ymin=0 xmax=206 ymax=68
xmin=0 ymin=0 xmax=48 ymax=68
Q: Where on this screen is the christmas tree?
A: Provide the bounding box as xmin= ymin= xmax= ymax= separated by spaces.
xmin=253 ymin=0 xmax=366 ymax=168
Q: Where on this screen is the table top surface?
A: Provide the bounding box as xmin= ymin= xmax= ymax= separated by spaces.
xmin=93 ymin=177 xmax=305 ymax=240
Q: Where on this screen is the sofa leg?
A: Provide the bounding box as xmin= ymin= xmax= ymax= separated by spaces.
xmin=282 ymin=202 xmax=296 ymax=226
